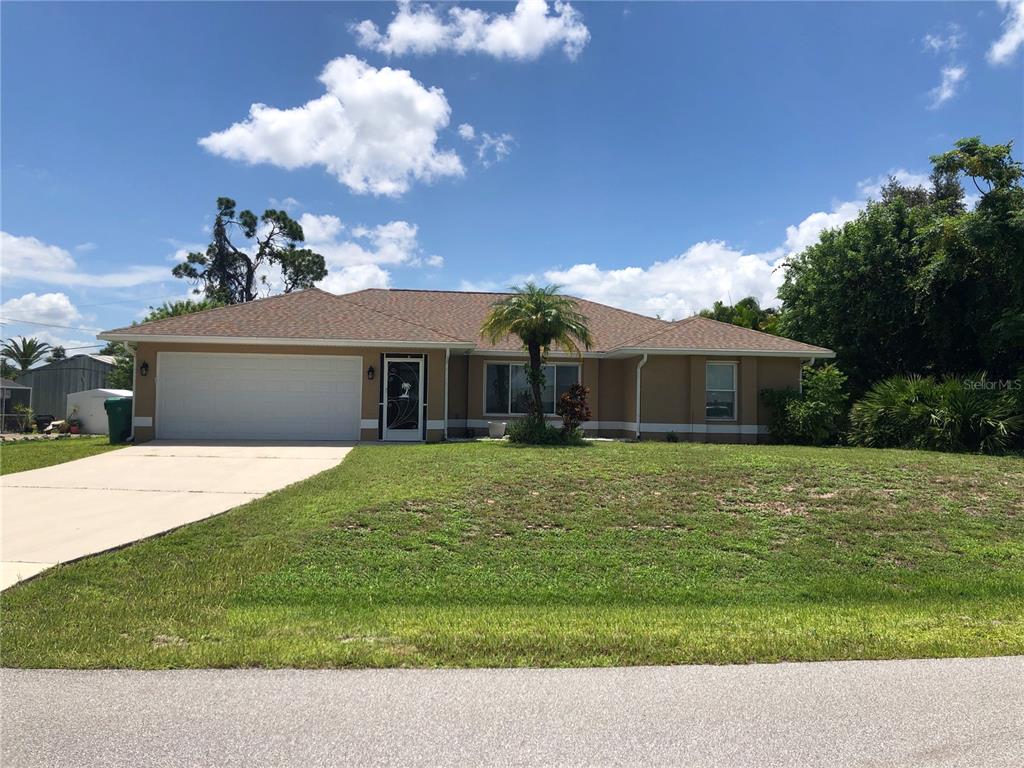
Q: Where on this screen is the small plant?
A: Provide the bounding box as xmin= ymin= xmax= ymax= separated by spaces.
xmin=13 ymin=403 xmax=35 ymax=434
xmin=665 ymin=431 xmax=680 ymax=443
xmin=556 ymin=383 xmax=591 ymax=434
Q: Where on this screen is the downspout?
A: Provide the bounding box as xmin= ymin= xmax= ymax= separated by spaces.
xmin=443 ymin=347 xmax=450 ymax=441
xmin=635 ymin=353 xmax=648 ymax=440
xmin=128 ymin=343 xmax=138 ymax=442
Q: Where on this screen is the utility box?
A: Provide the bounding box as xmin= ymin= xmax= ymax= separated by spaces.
xmin=67 ymin=388 xmax=132 ymax=435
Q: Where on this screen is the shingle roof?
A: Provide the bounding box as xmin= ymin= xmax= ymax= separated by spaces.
xmin=1 ymin=377 xmax=30 ymax=388
xmin=343 ymin=289 xmax=669 ymax=353
xmin=99 ymin=288 xmax=464 ymax=344
xmin=617 ymin=315 xmax=833 ymax=355
xmin=99 ymin=287 xmax=832 ymax=356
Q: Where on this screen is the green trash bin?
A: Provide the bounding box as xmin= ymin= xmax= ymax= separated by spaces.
xmin=104 ymin=397 xmax=133 ymax=444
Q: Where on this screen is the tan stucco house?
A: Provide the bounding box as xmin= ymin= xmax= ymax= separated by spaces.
xmin=98 ymin=288 xmax=834 ymax=443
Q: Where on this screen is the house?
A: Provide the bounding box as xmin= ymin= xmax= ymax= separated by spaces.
xmin=97 ymin=288 xmax=833 ymax=443
xmin=14 ymin=354 xmax=117 ymax=419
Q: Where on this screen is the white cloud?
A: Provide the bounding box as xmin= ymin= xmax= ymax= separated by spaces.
xmin=298 ymin=213 xmax=345 ymax=244
xmin=1 ymin=232 xmax=168 ymax=288
xmin=856 ymin=169 xmax=933 ymax=200
xmin=928 ymin=65 xmax=966 ymax=108
xmin=319 ymin=264 xmax=392 ymax=295
xmin=476 ymin=196 xmax=869 ymax=320
xmin=269 ymin=196 xmax=300 ymax=211
xmin=199 ymin=55 xmax=464 ymax=197
xmin=544 ymin=243 xmax=789 ymax=320
xmin=988 ymin=0 xmax=1024 ymax=65
xmin=1 ymin=232 xmax=77 ymax=274
xmin=353 ymin=0 xmax=590 ymax=61
xmin=923 ymin=23 xmax=963 ymax=54
xmin=74 ymin=242 xmax=98 ymax=252
xmin=0 ymin=292 xmax=83 ymax=328
xmin=456 ymin=122 xmax=514 ymax=166
xmin=476 ymin=132 xmax=515 ymax=166
xmin=782 ymin=201 xmax=863 ymax=255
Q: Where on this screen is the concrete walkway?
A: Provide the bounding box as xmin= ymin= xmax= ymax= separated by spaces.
xmin=0 ymin=441 xmax=353 ymax=589
xmin=2 ymin=657 xmax=1022 ymax=767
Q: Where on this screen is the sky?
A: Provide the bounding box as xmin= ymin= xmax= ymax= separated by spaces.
xmin=1 ymin=0 xmax=1022 ymax=356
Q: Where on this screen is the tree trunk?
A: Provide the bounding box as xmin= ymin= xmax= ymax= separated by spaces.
xmin=528 ymin=342 xmax=544 ymax=419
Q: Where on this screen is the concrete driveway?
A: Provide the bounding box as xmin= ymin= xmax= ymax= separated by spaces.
xmin=1 ymin=441 xmax=353 ymax=589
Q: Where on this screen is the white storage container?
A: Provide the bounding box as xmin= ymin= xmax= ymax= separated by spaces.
xmin=66 ymin=388 xmax=133 ymax=435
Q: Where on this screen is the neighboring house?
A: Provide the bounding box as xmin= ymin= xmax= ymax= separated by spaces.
xmin=15 ymin=354 xmax=116 ymax=418
xmin=1 ymin=377 xmax=32 ymax=432
xmin=97 ymin=288 xmax=833 ymax=443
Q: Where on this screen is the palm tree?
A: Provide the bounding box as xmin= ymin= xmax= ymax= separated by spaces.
xmin=481 ymin=283 xmax=593 ymax=418
xmin=1 ymin=337 xmax=52 ymax=371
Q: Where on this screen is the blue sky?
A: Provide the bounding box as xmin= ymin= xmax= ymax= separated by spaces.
xmin=2 ymin=1 xmax=1022 ymax=354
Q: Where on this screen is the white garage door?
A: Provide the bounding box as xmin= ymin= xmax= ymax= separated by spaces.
xmin=156 ymin=352 xmax=362 ymax=441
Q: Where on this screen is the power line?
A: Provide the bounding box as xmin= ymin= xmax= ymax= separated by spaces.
xmin=0 ymin=317 xmax=103 ymax=332
xmin=74 ymin=294 xmax=181 ymax=308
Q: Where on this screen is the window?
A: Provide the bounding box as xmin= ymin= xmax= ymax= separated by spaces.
xmin=706 ymin=362 xmax=736 ymax=420
xmin=485 ymin=362 xmax=580 ymax=415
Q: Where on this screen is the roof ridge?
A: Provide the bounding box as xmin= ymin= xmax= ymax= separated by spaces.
xmin=103 ymin=288 xmax=325 ymax=335
xmin=687 ymin=314 xmax=818 ymax=345
xmin=333 ymin=291 xmax=467 ymax=343
xmin=350 ymin=287 xmax=674 ymax=325
xmin=618 ymin=313 xmax=701 ymax=349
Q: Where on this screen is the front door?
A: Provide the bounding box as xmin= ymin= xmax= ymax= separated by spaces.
xmin=384 ymin=358 xmax=423 ymax=441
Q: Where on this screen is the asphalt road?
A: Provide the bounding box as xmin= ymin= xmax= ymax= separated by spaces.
xmin=2 ymin=657 xmax=1022 ymax=767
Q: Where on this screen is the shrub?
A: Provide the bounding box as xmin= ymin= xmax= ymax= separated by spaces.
xmin=849 ymin=373 xmax=1023 ymax=454
xmin=507 ymin=414 xmax=586 ymax=446
xmin=761 ymin=363 xmax=848 ymax=445
xmin=507 ymin=415 xmax=565 ymax=445
xmin=556 ymin=383 xmax=592 ymax=434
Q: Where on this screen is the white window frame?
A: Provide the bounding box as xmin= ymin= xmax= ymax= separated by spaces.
xmin=483 ymin=361 xmax=581 ymax=417
xmin=705 ymin=361 xmax=737 ymax=421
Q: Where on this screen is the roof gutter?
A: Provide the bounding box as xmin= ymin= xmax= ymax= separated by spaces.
xmin=635 ymin=353 xmax=648 ymax=440
xmin=609 ymin=347 xmax=835 ymax=359
xmin=96 ymin=333 xmax=474 ymax=351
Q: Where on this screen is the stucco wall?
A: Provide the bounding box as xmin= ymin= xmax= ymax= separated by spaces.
xmin=757 ymin=357 xmax=802 ymax=424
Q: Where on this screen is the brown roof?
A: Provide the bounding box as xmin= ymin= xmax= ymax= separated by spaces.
xmin=618 ymin=315 xmax=832 ymax=355
xmin=343 ymin=289 xmax=669 ymax=352
xmin=99 ymin=288 xmax=463 ymax=344
xmin=100 ymin=287 xmax=832 ymax=356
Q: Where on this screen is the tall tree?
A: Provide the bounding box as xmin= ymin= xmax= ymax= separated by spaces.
xmin=46 ymin=346 xmax=67 ymax=363
xmin=1 ymin=337 xmax=52 ymax=371
xmin=777 ymin=137 xmax=1024 ymax=393
xmin=699 ymin=297 xmax=779 ymax=334
xmin=481 ymin=284 xmax=593 ymax=418
xmin=172 ymin=197 xmax=327 ymax=304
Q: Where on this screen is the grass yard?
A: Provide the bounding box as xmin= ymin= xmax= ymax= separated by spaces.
xmin=1 ymin=441 xmax=1022 ymax=668
xmin=0 ymin=435 xmax=121 ymax=475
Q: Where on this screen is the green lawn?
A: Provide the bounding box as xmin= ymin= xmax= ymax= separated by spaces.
xmin=2 ymin=441 xmax=1022 ymax=668
xmin=0 ymin=435 xmax=121 ymax=475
